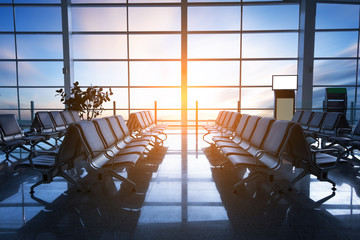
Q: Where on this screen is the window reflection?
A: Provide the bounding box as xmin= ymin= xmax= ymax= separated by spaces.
xmin=0 ymin=7 xmax=14 ymax=31
xmin=242 ymin=33 xmax=298 ymax=58
xmin=72 ymin=7 xmax=127 ymax=32
xmin=188 ymin=34 xmax=240 ymax=58
xmin=242 ymin=60 xmax=297 ymax=86
xmin=0 ymin=35 xmax=16 ymax=59
xmin=130 ymin=61 xmax=181 ymax=86
xmin=129 ymin=7 xmax=180 ymax=31
xmin=18 ymin=62 xmax=63 ymax=86
xmin=0 ymin=88 xmax=18 ymax=109
xmin=129 ymin=35 xmax=181 ymax=59
xmin=314 ymin=32 xmax=358 ymax=58
xmin=188 ymin=61 xmax=239 ymax=86
xmin=241 ymin=87 xmax=274 ymax=108
xmin=73 ymin=35 xmax=127 ymax=59
xmin=188 ymin=6 xmax=241 ymax=31
xmin=15 ymin=7 xmax=62 ymax=32
xmin=316 ymin=4 xmax=359 ymax=29
xmin=130 ymin=88 xmax=181 ymax=109
xmin=314 ymin=60 xmax=356 ymax=86
xmin=243 ymin=5 xmax=299 ymax=30
xmin=0 ymin=62 xmax=16 ymax=86
xmin=17 ymin=34 xmax=63 ymax=59
xmin=74 ymin=62 xmax=128 ymax=86
xmin=19 ymin=88 xmax=63 ymax=109
xmin=188 ymin=88 xmax=239 ymax=108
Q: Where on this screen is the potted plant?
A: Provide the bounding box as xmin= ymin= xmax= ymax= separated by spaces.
xmin=56 ymin=81 xmax=113 ymax=120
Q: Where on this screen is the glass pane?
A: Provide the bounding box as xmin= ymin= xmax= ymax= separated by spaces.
xmin=0 ymin=88 xmax=18 ymax=109
xmin=129 ymin=7 xmax=180 ymax=31
xmin=243 ymin=5 xmax=299 ymax=30
xmin=188 ymin=88 xmax=239 ymax=108
xmin=130 ymin=88 xmax=181 ymax=108
xmin=15 ymin=0 xmax=60 ymax=3
xmin=19 ymin=88 xmax=63 ymax=109
xmin=15 ymin=7 xmax=61 ymax=31
xmin=157 ymin=110 xmax=180 ymax=121
xmin=0 ymin=62 xmax=16 ymax=86
xmin=17 ymin=34 xmax=63 ymax=59
xmin=74 ymin=62 xmax=128 ymax=86
xmin=102 ymin=88 xmax=128 ymax=109
xmin=188 ymin=61 xmax=239 ymax=86
xmin=129 ymin=0 xmax=180 ymax=2
xmin=0 ymin=110 xmax=19 ymax=122
xmin=188 ymin=6 xmax=241 ymax=31
xmin=130 ymin=61 xmax=181 ymax=86
xmin=0 ymin=35 xmax=15 ymax=59
xmin=240 ymin=109 xmax=274 ymax=118
xmin=129 ymin=35 xmax=180 ymax=59
xmin=188 ymin=34 xmax=240 ymax=58
xmin=72 ymin=0 xmax=126 ymax=3
xmin=241 ymin=87 xmax=274 ymax=108
xmin=314 ymin=31 xmax=358 ymax=58
xmin=189 ymin=0 xmax=240 ymax=2
xmin=73 ymin=35 xmax=127 ymax=59
xmin=18 ymin=62 xmax=63 ymax=86
xmin=316 ymin=4 xmax=359 ymax=29
xmin=314 ymin=60 xmax=356 ymax=86
xmin=72 ymin=7 xmax=126 ymax=32
xmin=98 ymin=110 xmax=128 ymax=120
xmin=0 ymin=7 xmax=14 ymax=31
xmin=242 ymin=33 xmax=298 ymax=58
xmin=242 ymin=60 xmax=297 ymax=86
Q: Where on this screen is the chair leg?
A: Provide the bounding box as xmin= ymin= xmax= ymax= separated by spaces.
xmin=59 ymin=171 xmax=80 ymax=191
xmin=30 ymin=179 xmax=45 ymax=194
xmin=288 ymin=169 xmax=308 ymax=191
xmin=233 ymin=171 xmax=260 ymax=193
xmin=324 ymin=176 xmax=336 ymax=191
xmin=106 ymin=169 xmax=136 ymax=191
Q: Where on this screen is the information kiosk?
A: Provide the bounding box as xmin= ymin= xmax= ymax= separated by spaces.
xmin=272 ymin=75 xmax=298 ymax=121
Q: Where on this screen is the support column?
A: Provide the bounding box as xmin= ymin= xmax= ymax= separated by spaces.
xmin=181 ymin=0 xmax=188 ymax=135
xmin=61 ymin=0 xmax=74 ymax=103
xmin=181 ymin=0 xmax=188 ymax=225
xmin=297 ymin=0 xmax=316 ymax=110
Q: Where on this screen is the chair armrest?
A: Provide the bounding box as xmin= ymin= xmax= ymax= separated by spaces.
xmin=310 ymin=148 xmax=338 ymax=153
xmin=254 ymin=150 xmax=277 ymax=159
xmin=23 ymin=128 xmax=36 ymax=136
xmin=92 ymin=149 xmax=115 ymax=158
xmin=220 ymin=133 xmax=234 ymax=138
xmin=336 ymin=128 xmax=352 ymax=136
xmin=311 ymin=148 xmax=342 ymax=165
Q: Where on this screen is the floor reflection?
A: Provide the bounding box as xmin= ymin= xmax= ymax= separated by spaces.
xmin=0 ymin=132 xmax=360 ymax=239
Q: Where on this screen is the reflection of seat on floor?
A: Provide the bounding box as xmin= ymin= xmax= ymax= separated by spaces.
xmin=14 ymin=124 xmax=82 ymax=194
xmin=17 ymin=146 xmax=167 ymax=239
xmin=0 ymin=114 xmax=45 ymax=165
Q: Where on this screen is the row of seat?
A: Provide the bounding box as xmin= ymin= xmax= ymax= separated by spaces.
xmin=291 ymin=110 xmax=349 ymax=143
xmin=31 ymin=110 xmax=82 ymax=148
xmin=202 ymin=111 xmax=241 ymax=144
xmin=0 ymin=110 xmax=82 ymax=166
xmin=127 ymin=111 xmax=167 ymax=146
xmin=14 ymin=113 xmax=164 ymax=194
xmin=207 ymin=112 xmax=341 ymax=192
xmin=326 ymin=119 xmax=360 ymax=160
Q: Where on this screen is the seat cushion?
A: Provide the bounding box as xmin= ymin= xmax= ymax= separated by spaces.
xmin=228 ymin=154 xmax=266 ymax=168
xmin=221 ymin=147 xmax=250 ymax=156
xmin=106 ymin=153 xmax=139 ymax=166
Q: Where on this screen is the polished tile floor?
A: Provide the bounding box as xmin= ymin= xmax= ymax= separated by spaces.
xmin=1 ymin=131 xmax=360 ymax=240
